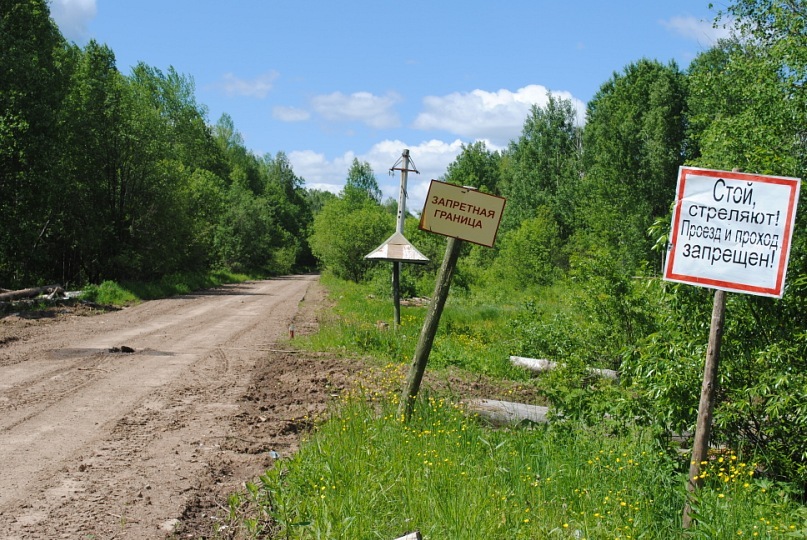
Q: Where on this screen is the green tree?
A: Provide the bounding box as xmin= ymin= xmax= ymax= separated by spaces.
xmin=309 ymin=195 xmax=392 ymax=282
xmin=214 ymin=183 xmax=283 ymax=273
xmin=129 ymin=63 xmax=226 ymax=176
xmin=500 ymin=95 xmax=582 ymax=235
xmin=0 ymin=0 xmax=68 ymax=286
xmin=579 ymin=59 xmax=687 ymax=271
xmin=306 ymin=189 xmax=338 ymax=215
xmin=688 ymin=39 xmax=803 ymax=175
xmin=343 ymin=157 xmax=381 ymax=203
xmin=442 ymin=141 xmax=502 ymax=194
xmin=213 ymin=113 xmax=263 ymax=194
xmin=55 ymin=41 xmax=177 ymax=282
xmin=488 ymin=206 xmax=562 ymax=288
xmin=720 ymin=0 xmax=806 ymax=89
xmin=261 ymin=152 xmax=315 ymax=271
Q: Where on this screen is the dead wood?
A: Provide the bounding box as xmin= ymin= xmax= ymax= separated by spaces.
xmin=0 ymin=285 xmax=64 ymax=302
xmin=463 ymin=398 xmax=550 ymax=425
xmin=510 ymin=355 xmax=619 ymax=381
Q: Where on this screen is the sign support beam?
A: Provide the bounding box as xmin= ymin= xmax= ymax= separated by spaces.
xmin=398 ymin=237 xmax=463 ymax=422
xmin=682 ymin=288 xmax=727 ymax=529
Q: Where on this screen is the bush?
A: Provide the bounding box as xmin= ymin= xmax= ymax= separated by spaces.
xmin=81 ymin=280 xmax=138 ymax=305
xmin=309 ymin=196 xmax=392 ymax=283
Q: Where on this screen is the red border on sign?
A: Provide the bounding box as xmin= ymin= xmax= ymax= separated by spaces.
xmin=664 ymin=167 xmax=800 ymax=297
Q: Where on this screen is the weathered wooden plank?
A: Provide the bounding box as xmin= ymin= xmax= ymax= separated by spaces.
xmin=393 ymin=532 xmax=422 ymax=540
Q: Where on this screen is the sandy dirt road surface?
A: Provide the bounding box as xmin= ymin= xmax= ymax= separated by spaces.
xmin=0 ymin=274 xmax=352 ymax=539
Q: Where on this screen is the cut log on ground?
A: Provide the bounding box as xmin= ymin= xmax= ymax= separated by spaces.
xmin=0 ymin=285 xmax=64 ymax=302
xmin=510 ymin=355 xmax=619 ymax=381
xmin=464 ymin=399 xmax=549 ymax=425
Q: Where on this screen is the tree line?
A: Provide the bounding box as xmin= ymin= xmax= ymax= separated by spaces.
xmin=2 ymin=0 xmax=318 ymax=288
xmin=307 ymin=0 xmax=807 ymax=490
xmin=3 ymin=0 xmax=806 ymax=488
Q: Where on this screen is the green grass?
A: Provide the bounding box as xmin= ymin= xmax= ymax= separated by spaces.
xmin=81 ymin=269 xmax=253 ymax=305
xmin=218 ymin=275 xmax=807 ymax=539
xmin=221 ymin=367 xmax=806 ymax=538
xmin=297 ymin=273 xmax=528 ymax=379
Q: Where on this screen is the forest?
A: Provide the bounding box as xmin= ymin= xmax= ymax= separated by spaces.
xmin=2 ymin=0 xmax=806 ymax=501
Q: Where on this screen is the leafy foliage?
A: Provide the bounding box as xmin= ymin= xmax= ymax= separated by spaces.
xmin=580 ymin=59 xmax=688 ymax=271
xmin=499 ymin=94 xmax=582 ymax=236
xmin=344 ymin=157 xmax=381 ymax=203
xmin=488 ymin=206 xmax=563 ymax=288
xmin=309 ymin=195 xmax=392 ymax=283
xmin=0 ymin=2 xmax=314 ymax=287
xmin=3 ymin=0 xmax=807 ymax=496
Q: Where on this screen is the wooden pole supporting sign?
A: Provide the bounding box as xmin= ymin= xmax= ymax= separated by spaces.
xmin=664 ymin=167 xmax=800 ymax=529
xmin=398 ymin=236 xmax=462 ymax=421
xmin=682 ymin=288 xmax=727 ymax=529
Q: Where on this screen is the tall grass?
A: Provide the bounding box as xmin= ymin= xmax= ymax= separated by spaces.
xmin=298 ymin=273 xmax=527 ymax=379
xmin=221 ymin=365 xmax=805 ymax=539
xmin=219 ymin=275 xmax=806 ymax=538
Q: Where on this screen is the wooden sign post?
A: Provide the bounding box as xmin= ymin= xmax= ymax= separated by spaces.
xmin=664 ymin=167 xmax=801 ymax=528
xmin=398 ymin=236 xmax=463 ymax=421
xmin=397 ymin=181 xmax=506 ymax=421
xmin=681 ymin=288 xmax=726 ymax=528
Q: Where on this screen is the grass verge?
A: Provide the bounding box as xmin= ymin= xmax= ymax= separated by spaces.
xmin=81 ymin=270 xmax=253 ymax=306
xmin=221 ymin=365 xmax=805 ymax=539
xmin=218 ymin=275 xmax=807 ymax=539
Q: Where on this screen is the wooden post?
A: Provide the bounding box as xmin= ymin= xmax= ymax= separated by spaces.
xmin=392 ymin=150 xmax=411 ymax=331
xmin=398 ymin=237 xmax=462 ymax=421
xmin=393 ymin=262 xmax=401 ymax=329
xmin=682 ymin=288 xmax=727 ymax=529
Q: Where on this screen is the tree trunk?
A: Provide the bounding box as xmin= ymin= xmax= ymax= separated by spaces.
xmin=463 ymin=399 xmax=550 ymax=425
xmin=0 ymin=285 xmax=63 ymax=302
xmin=510 ymin=356 xmax=619 ymax=380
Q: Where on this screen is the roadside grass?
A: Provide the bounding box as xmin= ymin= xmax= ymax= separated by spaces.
xmin=298 ymin=273 xmax=528 ymax=380
xmin=81 ymin=270 xmax=253 ymax=305
xmin=220 ymin=275 xmax=807 ymax=539
xmin=222 ymin=365 xmax=805 ymax=539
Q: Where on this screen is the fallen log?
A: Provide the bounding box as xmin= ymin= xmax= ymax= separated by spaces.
xmin=464 ymin=398 xmax=549 ymax=425
xmin=0 ymin=284 xmax=63 ymax=302
xmin=510 ymin=355 xmax=619 ymax=381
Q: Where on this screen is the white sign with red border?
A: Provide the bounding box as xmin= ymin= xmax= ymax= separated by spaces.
xmin=664 ymin=167 xmax=800 ymax=298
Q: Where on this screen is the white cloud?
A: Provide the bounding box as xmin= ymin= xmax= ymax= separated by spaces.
xmin=289 ymin=139 xmax=467 ymax=212
xmin=217 ymin=71 xmax=279 ymax=98
xmin=273 ymin=106 xmax=310 ymax=122
xmin=311 ymin=91 xmax=401 ymax=129
xmin=413 ymin=85 xmax=585 ymax=145
xmin=287 ymin=149 xmax=355 ymax=193
xmin=49 ymin=0 xmax=97 ymax=43
xmin=662 ymin=15 xmax=733 ymax=45
xmin=368 ymin=139 xmax=468 ymax=211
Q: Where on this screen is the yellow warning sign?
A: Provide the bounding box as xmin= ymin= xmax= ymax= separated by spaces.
xmin=419 ymin=180 xmax=506 ymax=247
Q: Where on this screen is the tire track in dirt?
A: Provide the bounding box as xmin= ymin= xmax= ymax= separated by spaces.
xmin=0 ymin=275 xmax=317 ymax=539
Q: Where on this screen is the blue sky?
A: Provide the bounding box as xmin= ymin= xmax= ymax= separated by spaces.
xmin=49 ymin=0 xmax=731 ymax=211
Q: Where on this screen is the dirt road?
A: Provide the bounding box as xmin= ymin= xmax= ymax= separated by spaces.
xmin=0 ymin=275 xmax=349 ymax=539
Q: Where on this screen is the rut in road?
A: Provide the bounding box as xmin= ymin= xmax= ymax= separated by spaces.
xmin=0 ymin=275 xmax=317 ymax=539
